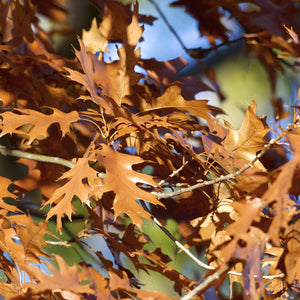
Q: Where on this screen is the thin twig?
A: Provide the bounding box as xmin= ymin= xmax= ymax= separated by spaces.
xmin=152 ymin=216 xmax=214 ymax=270
xmin=154 ymin=137 xmax=279 ymax=199
xmin=0 ymin=146 xmax=75 ymax=169
xmin=151 ymin=215 xmax=284 ymax=279
xmin=158 ymin=161 xmax=188 ymax=186
xmin=148 ymin=0 xmax=188 ymax=52
xmin=180 ymin=263 xmax=234 ymax=300
xmin=148 ymin=0 xmax=245 ymax=60
xmin=12 ymin=235 xmax=71 ymax=246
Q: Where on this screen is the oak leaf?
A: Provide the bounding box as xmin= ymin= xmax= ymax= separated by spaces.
xmin=45 ymin=156 xmax=99 ymax=232
xmin=219 ymin=100 xmax=269 ymax=170
xmin=11 ymin=0 xmax=35 ymax=43
xmin=118 ymin=3 xmax=143 ymax=101
xmin=233 ymin=227 xmax=266 ymax=300
xmin=13 ymin=217 xmax=49 ymax=264
xmin=65 ymin=39 xmax=116 ymax=114
xmin=93 ymin=144 xmax=163 ymax=227
xmin=139 ymin=82 xmax=220 ymax=121
xmin=284 ymin=216 xmax=300 ymax=284
xmin=139 ymin=57 xmax=212 ymax=99
xmin=82 ymin=17 xmax=108 ymax=55
xmin=0 ymin=176 xmax=20 ymax=212
xmin=23 ymin=256 xmax=94 ymax=296
xmin=0 ymin=108 xmax=80 ymax=145
xmin=262 ymin=128 xmax=300 ymax=243
xmin=0 ymin=214 xmax=48 ymax=268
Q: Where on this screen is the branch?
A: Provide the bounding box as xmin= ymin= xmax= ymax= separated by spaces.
xmin=12 ymin=234 xmax=71 ymax=247
xmin=152 ymin=216 xmax=214 ymax=270
xmin=154 ymin=137 xmax=279 ymax=199
xmin=148 ymin=0 xmax=245 ymax=60
xmin=148 ymin=0 xmax=189 ymax=53
xmin=180 ymin=262 xmax=235 ymax=300
xmin=151 ymin=215 xmax=284 ymax=280
xmin=0 ymin=146 xmax=75 ymax=169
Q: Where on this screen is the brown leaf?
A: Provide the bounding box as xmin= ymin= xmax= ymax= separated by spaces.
xmin=118 ymin=3 xmax=143 ymax=101
xmin=65 ymin=39 xmax=116 ymax=114
xmin=93 ymin=144 xmax=163 ymax=227
xmin=0 ymin=177 xmax=20 ymax=212
xmin=14 ymin=218 xmax=49 ymax=264
xmin=0 ymin=108 xmax=80 ymax=145
xmin=31 ymin=0 xmax=68 ymax=23
xmin=82 ymin=17 xmax=108 ymax=55
xmin=11 ymin=0 xmax=35 ymax=43
xmin=139 ymin=57 xmax=212 ymax=99
xmin=234 ymin=227 xmax=266 ymax=300
xmin=99 ymin=0 xmax=132 ymax=41
xmin=261 ymin=128 xmax=300 ymax=243
xmin=23 ymin=256 xmax=94 ymax=295
xmin=139 ymin=82 xmax=220 ymax=121
xmin=45 ymin=154 xmax=99 ymax=232
xmin=219 ymin=100 xmax=269 ymax=170
xmin=238 ymin=0 xmax=300 ymax=37
xmin=24 ymin=37 xmax=68 ymax=72
xmin=0 ymin=214 xmax=48 ymax=269
xmin=284 ymin=216 xmax=300 ymax=284
xmin=171 ymin=0 xmax=228 ymax=44
xmin=226 ymin=197 xmax=262 ymax=237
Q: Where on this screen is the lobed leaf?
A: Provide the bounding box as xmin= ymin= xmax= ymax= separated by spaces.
xmin=0 ymin=108 xmax=80 ymax=145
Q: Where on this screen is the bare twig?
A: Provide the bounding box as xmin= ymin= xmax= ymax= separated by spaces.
xmin=12 ymin=235 xmax=71 ymax=247
xmin=151 ymin=215 xmax=284 ymax=280
xmin=180 ymin=263 xmax=234 ymax=300
xmin=148 ymin=0 xmax=245 ymax=60
xmin=158 ymin=161 xmax=188 ymax=186
xmin=147 ymin=0 xmax=188 ymax=52
xmin=152 ymin=216 xmax=214 ymax=270
xmin=154 ymin=137 xmax=279 ymax=199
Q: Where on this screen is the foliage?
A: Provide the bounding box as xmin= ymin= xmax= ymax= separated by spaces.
xmin=0 ymin=0 xmax=300 ymax=299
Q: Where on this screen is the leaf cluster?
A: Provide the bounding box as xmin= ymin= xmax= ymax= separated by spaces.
xmin=0 ymin=0 xmax=300 ymax=299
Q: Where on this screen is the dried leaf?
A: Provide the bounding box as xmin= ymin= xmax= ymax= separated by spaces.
xmin=0 ymin=177 xmax=20 ymax=212
xmin=23 ymin=256 xmax=94 ymax=295
xmin=45 ymin=155 xmax=99 ymax=232
xmin=0 ymin=108 xmax=80 ymax=145
xmin=219 ymin=101 xmax=269 ymax=170
xmin=118 ymin=3 xmax=143 ymax=101
xmin=139 ymin=57 xmax=212 ymax=99
xmin=82 ymin=17 xmax=108 ymax=55
xmin=139 ymin=82 xmax=220 ymax=121
xmin=94 ymin=144 xmax=163 ymax=227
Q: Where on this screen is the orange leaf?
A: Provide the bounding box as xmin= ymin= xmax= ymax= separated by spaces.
xmin=45 ymin=156 xmax=99 ymax=232
xmin=94 ymin=145 xmax=163 ymax=227
xmin=24 ymin=256 xmax=94 ymax=295
xmin=0 ymin=108 xmax=80 ymax=144
xmin=0 ymin=176 xmax=20 ymax=212
xmin=65 ymin=39 xmax=115 ymax=114
xmin=139 ymin=82 xmax=220 ymax=121
xmin=82 ymin=17 xmax=108 ymax=55
xmin=220 ymin=100 xmax=269 ymax=169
